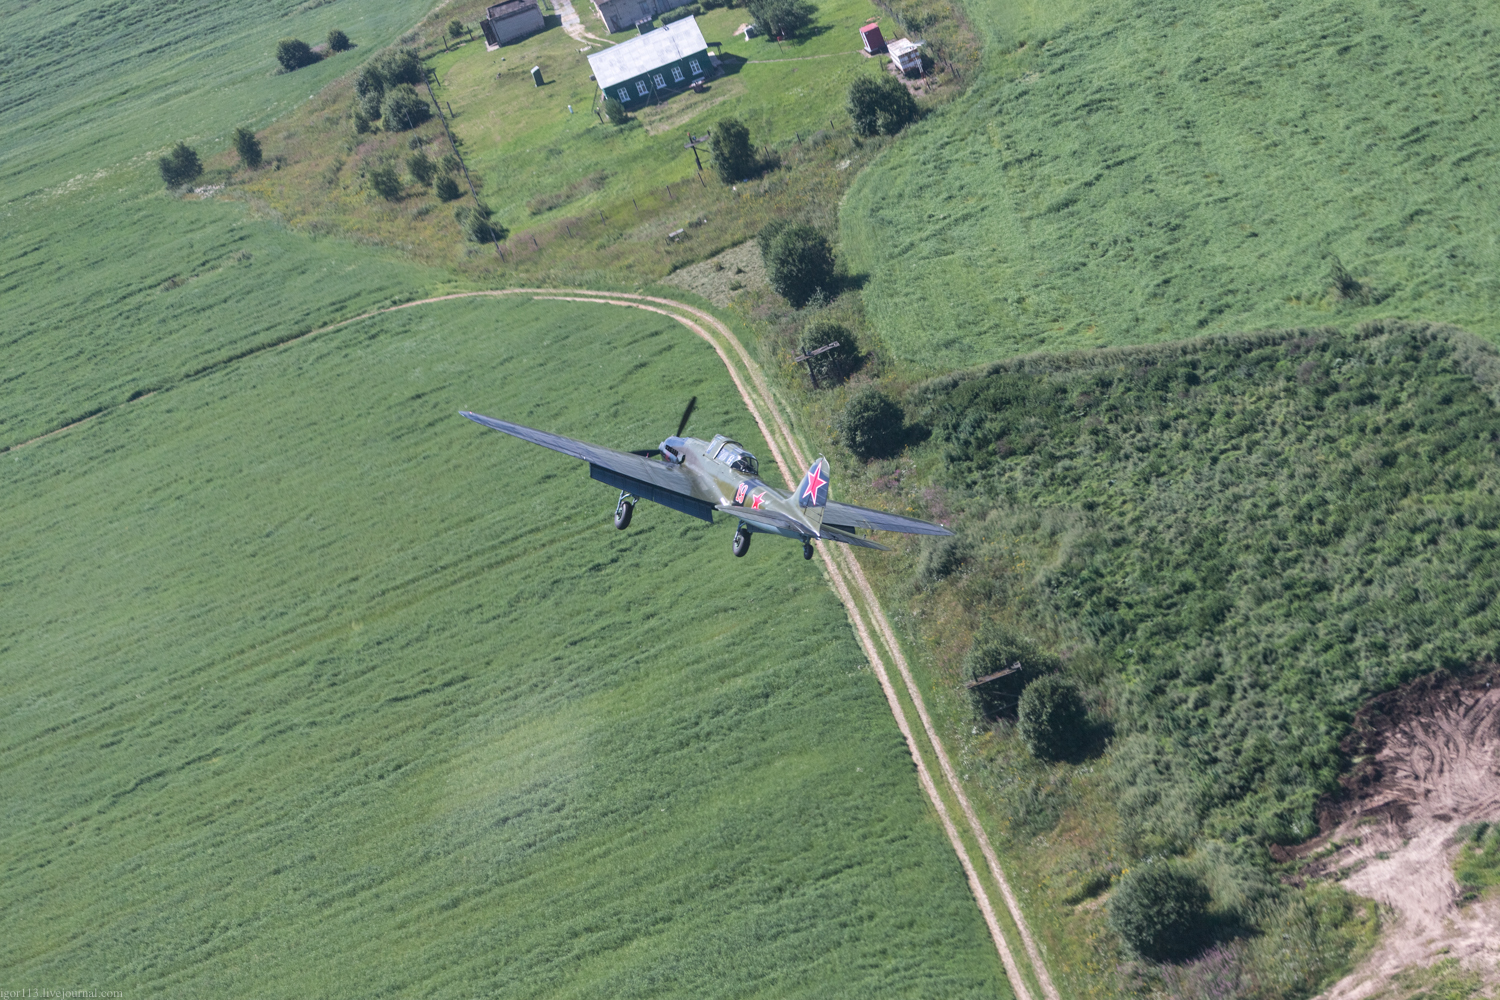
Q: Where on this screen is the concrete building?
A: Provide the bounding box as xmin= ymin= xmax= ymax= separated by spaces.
xmin=593 ymin=0 xmax=693 ymax=35
xmin=481 ymin=0 xmax=545 ymax=48
xmin=588 ymin=16 xmax=711 ymax=105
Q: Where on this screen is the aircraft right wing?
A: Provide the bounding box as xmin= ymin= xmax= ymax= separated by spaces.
xmin=461 ymin=411 xmax=716 ymax=522
xmin=821 ymin=500 xmax=953 ymax=536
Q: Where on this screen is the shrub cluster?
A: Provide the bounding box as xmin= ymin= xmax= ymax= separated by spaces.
xmin=276 ymin=38 xmax=319 ymax=72
xmin=758 ymin=219 xmax=834 ymax=308
xmin=327 ymin=28 xmax=351 ymax=52
xmin=1016 ymin=675 xmax=1088 ymax=761
xmin=963 ymin=626 xmax=1059 ymax=719
xmin=382 ymin=84 xmax=432 ymax=131
xmin=795 ymin=319 xmax=859 ymax=385
xmin=923 ymin=322 xmax=1500 ymax=847
xmin=454 ymin=203 xmax=507 ymax=243
xmin=709 ymin=117 xmax=758 ymax=184
xmin=603 ymin=98 xmax=629 ymax=125
xmin=158 ymin=142 xmax=202 ymax=187
xmin=231 ymin=126 xmax=262 ymax=169
xmin=745 ymin=0 xmax=816 ymax=37
xmin=660 ymin=5 xmax=704 ymax=24
xmin=841 ymin=389 xmax=905 ymax=460
xmin=368 ymin=165 xmax=402 ymax=200
xmin=1108 ymin=862 xmax=1211 ymax=962
xmin=352 ymin=49 xmax=427 ymax=129
xmin=847 ymin=75 xmax=918 ymax=136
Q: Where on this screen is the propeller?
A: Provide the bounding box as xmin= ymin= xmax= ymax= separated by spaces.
xmin=629 ymin=397 xmax=697 ymax=458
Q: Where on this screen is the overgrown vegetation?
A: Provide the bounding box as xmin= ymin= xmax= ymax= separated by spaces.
xmin=847 ymin=74 xmax=916 ymax=136
xmin=1455 ymin=821 xmax=1500 ymax=894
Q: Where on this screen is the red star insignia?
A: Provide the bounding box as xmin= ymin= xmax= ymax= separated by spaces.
xmin=802 ymin=464 xmax=827 ymax=500
xmin=751 ymin=492 xmax=766 ymax=509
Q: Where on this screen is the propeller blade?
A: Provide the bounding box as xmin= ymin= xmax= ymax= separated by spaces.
xmin=674 ymin=397 xmax=697 ymax=438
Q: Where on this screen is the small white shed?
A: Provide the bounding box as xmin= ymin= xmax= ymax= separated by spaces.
xmin=888 ymin=37 xmax=923 ymax=76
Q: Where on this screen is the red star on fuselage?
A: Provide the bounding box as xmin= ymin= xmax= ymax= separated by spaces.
xmin=802 ymin=464 xmax=827 ymax=500
xmin=751 ymin=492 xmax=766 ymax=509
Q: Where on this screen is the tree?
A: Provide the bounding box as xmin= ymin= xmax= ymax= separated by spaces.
xmin=158 ymin=142 xmax=202 ymax=187
xmin=745 ymin=0 xmax=816 ymax=38
xmin=1108 ymin=863 xmax=1211 ymax=962
xmin=368 ymin=165 xmax=402 ymax=200
xmin=407 ymin=152 xmax=436 ymax=186
xmin=434 ymin=174 xmax=462 ymax=201
xmin=381 ymin=84 xmax=432 ymax=131
xmin=603 ymin=97 xmax=629 ymax=125
xmin=841 ymin=389 xmax=905 ymax=460
xmin=709 ymin=117 xmax=757 ymax=184
xmin=372 ymin=47 xmax=424 ymax=86
xmin=796 ymin=319 xmax=859 ymax=384
xmin=847 ymin=74 xmax=918 ymax=136
xmin=964 ymin=628 xmax=1061 ymax=720
xmin=327 ymin=28 xmax=351 ymax=52
xmin=448 ymin=19 xmax=465 ymax=39
xmin=352 ymin=107 xmax=372 ymax=134
xmin=764 ymin=223 xmax=835 ymax=307
xmin=231 ymin=126 xmax=262 ymax=169
xmin=455 ymin=203 xmax=507 ymax=243
xmin=276 ymin=38 xmax=317 ymax=72
xmin=355 ymin=65 xmax=385 ymax=120
xmin=1016 ymin=675 xmax=1088 ymax=761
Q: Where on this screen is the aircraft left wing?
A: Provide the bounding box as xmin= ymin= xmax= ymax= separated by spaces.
xmin=461 ymin=411 xmax=716 ymax=522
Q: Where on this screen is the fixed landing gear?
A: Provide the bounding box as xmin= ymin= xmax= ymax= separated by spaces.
xmin=732 ymin=523 xmax=752 ymax=557
xmin=802 ymin=540 xmax=814 ymax=561
xmin=614 ymin=492 xmax=635 ymax=530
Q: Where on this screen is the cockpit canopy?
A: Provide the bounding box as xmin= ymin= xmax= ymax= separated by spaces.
xmin=709 ymin=436 xmax=759 ymax=477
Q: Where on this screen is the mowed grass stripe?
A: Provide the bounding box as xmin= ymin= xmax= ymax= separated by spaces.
xmin=1 ymin=296 xmax=1009 ymax=997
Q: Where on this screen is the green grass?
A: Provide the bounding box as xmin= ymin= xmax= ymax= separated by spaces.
xmin=0 ymin=0 xmax=439 ymax=195
xmin=1455 ymin=821 xmax=1500 ymax=892
xmin=1 ymin=296 xmax=1010 ymax=997
xmin=841 ymin=0 xmax=1500 ymax=368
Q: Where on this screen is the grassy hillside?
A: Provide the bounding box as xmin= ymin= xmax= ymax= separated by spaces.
xmin=841 ymin=0 xmax=1500 ymax=368
xmin=0 ymin=0 xmax=437 ymax=193
xmin=1 ymin=296 xmax=1009 ymax=997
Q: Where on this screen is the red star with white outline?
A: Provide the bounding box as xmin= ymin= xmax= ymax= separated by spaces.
xmin=751 ymin=492 xmax=766 ymax=509
xmin=802 ymin=463 xmax=827 ymax=501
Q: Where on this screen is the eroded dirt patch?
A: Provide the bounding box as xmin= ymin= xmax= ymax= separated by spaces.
xmin=1293 ymin=669 xmax=1500 ymax=998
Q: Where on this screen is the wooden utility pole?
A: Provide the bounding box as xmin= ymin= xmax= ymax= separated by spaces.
xmin=791 ymin=341 xmax=840 ymax=388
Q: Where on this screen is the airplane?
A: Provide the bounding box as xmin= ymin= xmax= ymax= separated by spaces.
xmin=460 ymin=398 xmax=953 ymax=559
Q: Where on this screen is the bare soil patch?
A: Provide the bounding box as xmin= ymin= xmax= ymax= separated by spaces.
xmin=1287 ymin=668 xmax=1500 ymax=998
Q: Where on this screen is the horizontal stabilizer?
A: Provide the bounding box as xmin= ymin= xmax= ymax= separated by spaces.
xmin=821 ymin=500 xmax=953 ymax=536
xmin=817 ymin=524 xmax=891 ymax=551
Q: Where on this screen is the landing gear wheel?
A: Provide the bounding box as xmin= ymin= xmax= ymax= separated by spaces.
xmin=732 ymin=526 xmax=752 ymax=557
xmin=802 ymin=540 xmax=815 ymax=560
xmin=614 ymin=499 xmax=634 ymax=530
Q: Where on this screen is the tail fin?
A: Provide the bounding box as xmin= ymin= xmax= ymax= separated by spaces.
xmin=795 ymin=456 xmax=830 ymax=531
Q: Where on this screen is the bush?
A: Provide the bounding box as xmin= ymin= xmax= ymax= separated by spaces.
xmin=1108 ymin=863 xmax=1211 ymax=962
xmin=158 ymin=142 xmax=202 ymax=187
xmin=372 ymin=47 xmax=424 ymax=86
xmin=448 ymin=19 xmax=465 ymax=38
xmin=434 ymin=173 xmax=462 ymax=201
xmin=709 ymin=117 xmax=757 ymax=184
xmin=964 ymin=628 xmax=1061 ymax=719
xmin=368 ymin=165 xmax=402 ymax=200
xmin=745 ymin=0 xmax=815 ymax=37
xmin=231 ymin=126 xmax=262 ymax=169
xmin=603 ymin=97 xmax=629 ymax=125
xmin=847 ymin=74 xmax=918 ymax=136
xmin=440 ymin=153 xmax=463 ymax=175
xmin=352 ymin=107 xmax=372 ymax=134
xmin=455 ymin=203 xmax=507 ymax=243
xmin=796 ymin=319 xmax=859 ymax=384
xmin=407 ymin=153 xmax=435 ymax=185
xmin=1016 ymin=675 xmax=1088 ymax=761
xmin=764 ymin=223 xmax=835 ymax=307
xmin=841 ymin=389 xmax=905 ymax=460
xmin=757 ymin=218 xmax=789 ymax=266
xmin=382 ymin=84 xmax=432 ymax=131
xmin=275 ymin=38 xmax=317 ymax=72
xmin=327 ymin=28 xmax=351 ymax=52
xmin=355 ymin=67 xmax=385 ymax=119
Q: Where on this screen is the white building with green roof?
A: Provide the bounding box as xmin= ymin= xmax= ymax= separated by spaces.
xmin=588 ymin=18 xmax=712 ymax=107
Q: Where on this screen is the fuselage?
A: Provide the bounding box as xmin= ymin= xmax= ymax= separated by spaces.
xmin=661 ymin=434 xmax=814 ymax=539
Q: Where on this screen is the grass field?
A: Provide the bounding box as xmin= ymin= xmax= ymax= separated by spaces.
xmin=1 ymin=296 xmax=1010 ymax=997
xmin=841 ymin=0 xmax=1500 ymax=368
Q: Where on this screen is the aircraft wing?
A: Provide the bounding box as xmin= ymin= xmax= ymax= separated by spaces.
xmin=821 ymin=500 xmax=954 ymax=536
xmin=461 ymin=411 xmax=716 ymax=522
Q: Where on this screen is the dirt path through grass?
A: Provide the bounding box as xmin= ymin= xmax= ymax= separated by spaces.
xmin=9 ymin=287 xmax=1058 ymax=999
